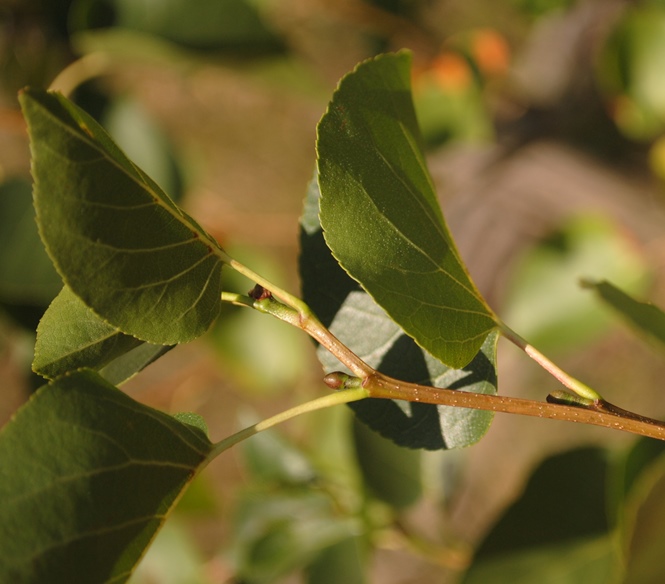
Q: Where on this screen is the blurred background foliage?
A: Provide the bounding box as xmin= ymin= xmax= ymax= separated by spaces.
xmin=4 ymin=0 xmax=665 ymax=582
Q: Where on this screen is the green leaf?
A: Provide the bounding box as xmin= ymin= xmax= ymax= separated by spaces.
xmin=501 ymin=215 xmax=649 ymax=354
xmin=617 ymin=437 xmax=665 ymax=504
xmin=584 ymin=280 xmax=665 ymax=350
xmin=300 ymin=178 xmax=497 ymax=450
xmin=33 ymin=286 xmax=143 ymax=379
xmin=0 ymin=369 xmax=212 ymax=583
xmin=621 ymin=450 xmax=665 ymax=583
xmin=316 ymin=51 xmax=496 ymax=370
xmin=111 ymin=0 xmax=283 ymax=53
xmin=19 ymin=88 xmax=228 ymax=345
xmin=231 ymin=491 xmax=359 ymax=583
xmin=241 ymin=426 xmax=317 ymax=486
xmin=33 ymin=285 xmax=171 ymax=385
xmin=598 ymin=5 xmax=665 ymax=139
xmin=462 ymin=535 xmax=617 ymax=584
xmin=172 ymin=412 xmax=210 ymax=436
xmin=0 ymin=177 xmax=61 ymax=305
xmin=130 ymin=520 xmax=210 ymax=584
xmin=102 ymin=95 xmax=184 ymax=203
xmin=352 ymin=416 xmax=421 ymax=509
xmin=462 ymin=448 xmax=618 ymax=584
xmin=305 ymin=536 xmax=368 ymax=584
xmin=98 ymin=342 xmax=173 ymax=386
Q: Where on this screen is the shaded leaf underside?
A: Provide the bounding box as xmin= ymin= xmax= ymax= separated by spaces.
xmin=300 ymin=179 xmax=497 ymax=450
xmin=33 ymin=285 xmax=170 ymax=384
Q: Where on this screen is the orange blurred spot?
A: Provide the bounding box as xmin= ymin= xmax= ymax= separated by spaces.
xmin=431 ymin=52 xmax=472 ymax=92
xmin=472 ymin=29 xmax=510 ymax=76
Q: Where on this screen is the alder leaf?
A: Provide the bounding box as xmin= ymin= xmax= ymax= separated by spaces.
xmin=0 ymin=369 xmax=212 ymax=584
xmin=462 ymin=448 xmax=617 ymax=584
xmin=300 ymin=179 xmax=497 ymax=450
xmin=584 ymin=279 xmax=665 ymax=350
xmin=33 ymin=286 xmax=170 ymax=383
xmin=316 ymin=51 xmax=497 ymax=370
xmin=0 ymin=177 xmax=61 ymax=305
xmin=19 ymin=89 xmax=228 ymax=345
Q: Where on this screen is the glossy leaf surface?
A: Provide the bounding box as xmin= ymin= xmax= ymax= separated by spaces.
xmin=300 ymin=179 xmax=497 ymax=450
xmin=20 ymin=89 xmax=227 ymax=345
xmin=316 ymin=52 xmax=496 ymax=370
xmin=0 ymin=369 xmax=212 ymax=583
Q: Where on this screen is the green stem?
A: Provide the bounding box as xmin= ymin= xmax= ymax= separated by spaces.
xmin=227 ymin=259 xmax=311 ymax=316
xmin=363 ymin=373 xmax=665 ymax=440
xmin=204 ymin=387 xmax=369 ymax=464
xmin=220 ymin=291 xmax=255 ymax=308
xmin=499 ymin=322 xmax=602 ymax=401
xmin=221 ymin=265 xmax=665 ymax=441
xmin=225 ymin=260 xmax=374 ymax=378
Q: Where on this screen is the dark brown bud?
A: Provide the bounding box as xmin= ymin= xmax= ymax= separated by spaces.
xmin=248 ymin=284 xmax=272 ymax=300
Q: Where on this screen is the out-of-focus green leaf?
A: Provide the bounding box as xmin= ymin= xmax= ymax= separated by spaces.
xmin=462 ymin=535 xmax=617 ymax=584
xmin=414 ymin=73 xmax=493 ymax=149
xmin=231 ymin=491 xmax=360 ymax=584
xmin=584 ymin=280 xmax=665 ymax=352
xmin=71 ymin=28 xmax=195 ymax=71
xmin=103 ymin=96 xmax=184 ymax=202
xmin=316 ymin=51 xmax=497 ymax=370
xmin=501 ymin=215 xmax=648 ymax=353
xmin=131 ymin=520 xmax=211 ymax=584
xmin=598 ymin=4 xmax=665 ymax=139
xmin=241 ymin=425 xmax=317 ymax=486
xmin=107 ymin=0 xmax=283 ymax=53
xmin=305 ymin=536 xmax=368 ymax=584
xmin=621 ymin=453 xmax=665 ymax=583
xmin=514 ymin=0 xmax=575 ymax=18
xmin=618 ymin=438 xmax=665 ymax=502
xmin=300 ymin=178 xmax=497 ymax=450
xmin=463 ymin=448 xmax=618 ymax=583
xmin=0 ymin=369 xmax=212 ymax=583
xmin=606 ymin=437 xmax=665 ymax=530
xmin=209 ymin=246 xmax=308 ymax=393
xmin=352 ymin=416 xmax=422 ymax=509
xmin=0 ymin=177 xmax=61 ymax=305
xmin=20 ymin=89 xmax=228 ymax=345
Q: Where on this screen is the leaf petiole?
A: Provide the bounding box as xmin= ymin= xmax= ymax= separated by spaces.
xmin=205 ymin=386 xmax=369 ymax=463
xmin=499 ymin=322 xmax=603 ymax=402
xmin=225 ymin=260 xmax=375 ymax=378
xmin=222 ymin=263 xmax=665 ymax=441
xmin=220 ymin=291 xmax=256 ymax=309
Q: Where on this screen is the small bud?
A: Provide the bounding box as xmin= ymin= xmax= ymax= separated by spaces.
xmin=248 ymin=284 xmax=271 ymax=300
xmin=323 ymin=372 xmax=362 ymax=390
xmin=547 ymin=390 xmax=595 ymax=408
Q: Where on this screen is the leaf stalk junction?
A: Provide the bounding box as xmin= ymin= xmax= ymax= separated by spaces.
xmin=223 ymin=262 xmax=665 ymax=444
